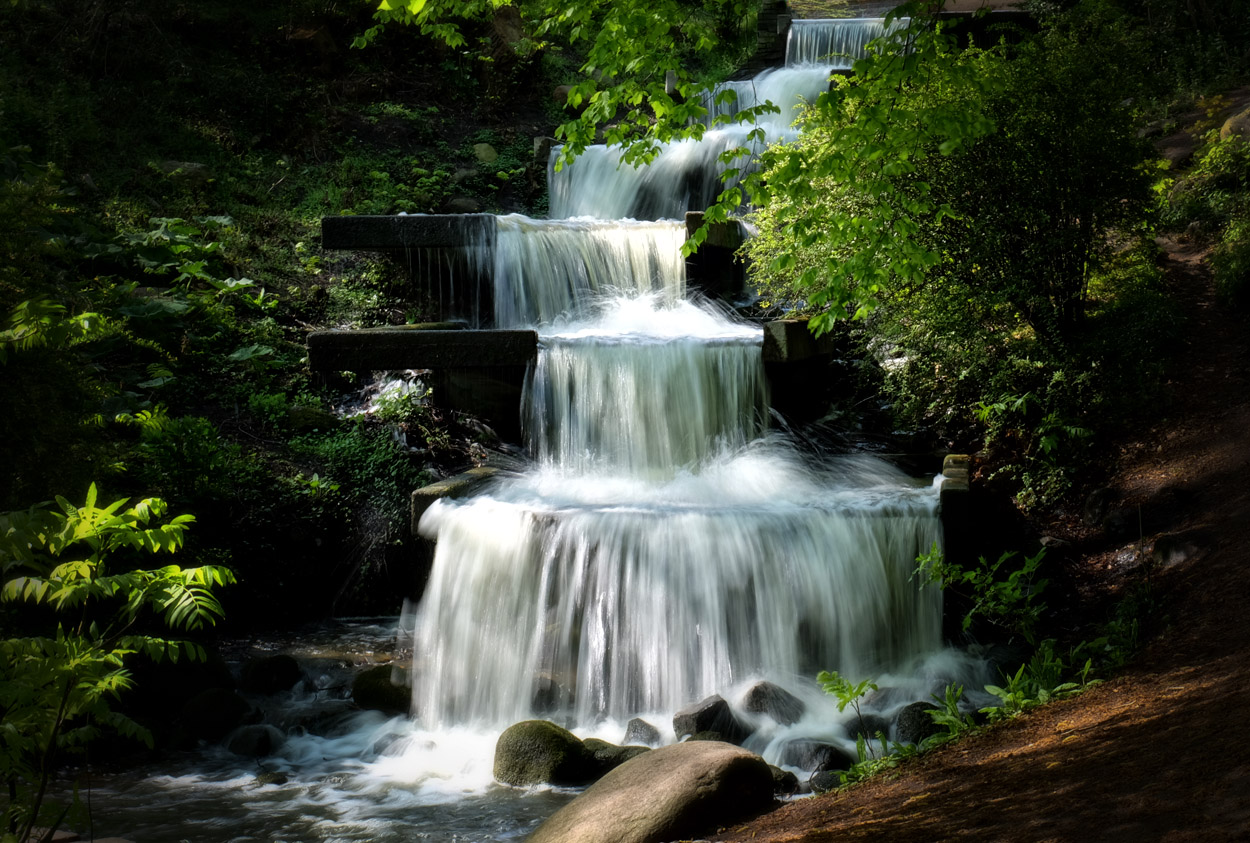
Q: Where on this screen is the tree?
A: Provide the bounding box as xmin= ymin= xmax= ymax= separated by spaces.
xmin=359 ymin=0 xmax=774 ymax=168
xmin=0 ymin=484 xmax=234 ymax=843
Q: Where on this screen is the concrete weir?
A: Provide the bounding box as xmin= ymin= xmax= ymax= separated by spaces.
xmin=320 ymin=213 xmax=749 ymax=314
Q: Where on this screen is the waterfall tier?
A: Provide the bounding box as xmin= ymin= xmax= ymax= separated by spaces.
xmin=786 ymin=17 xmax=904 ymax=68
xmin=525 ymin=298 xmax=767 ymax=476
xmin=414 ymin=450 xmax=943 ymax=728
xmin=480 ymin=215 xmax=687 ymax=326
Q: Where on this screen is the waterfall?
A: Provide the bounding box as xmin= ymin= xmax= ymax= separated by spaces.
xmin=412 ymin=9 xmax=953 ymax=748
xmin=786 ymin=17 xmax=905 ymax=68
xmin=481 ymin=215 xmax=687 ymax=327
xmin=414 ymin=456 xmax=942 ymax=728
xmin=412 ymin=289 xmax=947 ymax=727
xmin=547 ymin=20 xmax=905 ymax=220
xmin=525 ymin=298 xmax=767 ymax=476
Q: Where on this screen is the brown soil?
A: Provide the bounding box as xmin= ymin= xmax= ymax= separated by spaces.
xmin=709 ymin=109 xmax=1250 ymax=842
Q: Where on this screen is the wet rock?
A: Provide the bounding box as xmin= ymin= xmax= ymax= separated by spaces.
xmin=673 ymin=694 xmax=754 ymax=745
xmin=240 ymin=654 xmax=304 ymax=695
xmin=583 ymin=738 xmax=650 ymax=775
xmin=286 ymin=405 xmax=339 ymax=431
xmin=176 ymin=688 xmax=255 ymax=744
xmin=779 ymin=739 xmax=856 ymax=773
xmin=1152 ymin=530 xmax=1207 ymax=568
xmin=256 ymin=770 xmax=290 ymax=786
xmin=810 ymin=769 xmax=841 ymax=794
xmin=531 ymin=675 xmax=564 ymax=714
xmin=156 ymin=160 xmax=211 ymax=187
xmin=624 ymin=717 xmax=661 ymax=746
xmin=351 ymin=665 xmax=410 ymax=714
xmin=895 ymin=701 xmax=942 ymax=744
xmin=846 ymin=713 xmax=891 ymax=742
xmin=493 ymin=720 xmax=597 ymax=787
xmin=741 ymin=681 xmax=805 ymax=726
xmin=770 ymin=764 xmax=800 ymax=795
xmin=226 ymin=724 xmax=287 ymax=757
xmin=685 ymin=730 xmax=728 ymax=742
xmin=528 ymin=742 xmax=774 ymax=843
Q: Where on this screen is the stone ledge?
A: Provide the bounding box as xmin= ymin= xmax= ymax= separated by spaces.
xmin=761 ymin=319 xmax=837 ymax=363
xmin=411 ymin=467 xmax=500 ymax=535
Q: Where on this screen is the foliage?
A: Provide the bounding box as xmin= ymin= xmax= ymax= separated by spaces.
xmin=362 ymin=0 xmax=770 ymax=168
xmin=916 ymin=544 xmax=1049 ymax=645
xmin=742 ymin=1 xmax=1159 ymax=505
xmin=1165 ymin=133 xmax=1250 ymax=308
xmin=981 ymin=640 xmax=1097 ymax=722
xmin=922 ymin=683 xmax=976 ymax=748
xmin=0 ymin=485 xmax=233 ymax=842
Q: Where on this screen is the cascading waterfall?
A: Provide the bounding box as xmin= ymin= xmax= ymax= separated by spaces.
xmin=786 ymin=17 xmax=904 ymax=68
xmin=549 ymin=18 xmax=903 ymax=221
xmin=85 ymin=14 xmax=985 ymax=843
xmin=481 ymin=215 xmax=687 ymax=327
xmin=408 ymin=9 xmax=962 ymax=748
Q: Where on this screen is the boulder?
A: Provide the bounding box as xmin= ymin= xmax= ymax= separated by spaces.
xmin=623 ymin=717 xmax=661 ymax=746
xmin=472 ymin=142 xmax=498 ymax=164
xmin=240 ymin=654 xmax=303 ymax=695
xmin=351 ymin=665 xmax=411 ymax=714
xmin=583 ymin=738 xmax=650 ymax=775
xmin=778 ymin=739 xmax=856 ymax=773
xmin=527 ymin=741 xmax=775 ymax=843
xmin=442 ymin=196 xmax=481 ymax=214
xmin=493 ymin=720 xmax=597 ymax=787
xmin=226 ymin=724 xmax=287 ymax=757
xmin=673 ymin=695 xmax=754 ymax=745
xmin=895 ymin=701 xmax=942 ymax=744
xmin=769 ymin=764 xmax=799 ymax=795
xmin=176 ymin=688 xmax=255 ymax=744
xmin=1221 ymin=106 xmax=1250 ymax=140
xmin=741 ymin=681 xmax=806 ymax=726
xmin=810 ymin=769 xmax=841 ymax=794
xmin=846 ymin=713 xmax=891 ymax=742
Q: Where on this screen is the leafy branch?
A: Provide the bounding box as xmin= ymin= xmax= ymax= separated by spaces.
xmin=1 ymin=485 xmax=234 ymax=842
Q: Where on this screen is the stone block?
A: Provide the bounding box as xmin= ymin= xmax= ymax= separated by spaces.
xmin=411 ymin=467 xmax=500 ymax=535
xmin=761 ymin=319 xmax=836 ymax=363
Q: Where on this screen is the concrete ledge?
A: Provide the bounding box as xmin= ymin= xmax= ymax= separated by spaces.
xmin=321 ymin=214 xmax=495 ymax=250
xmin=411 ymin=467 xmax=500 ymax=535
xmin=761 ymin=320 xmax=837 ymax=363
xmin=307 ymin=327 xmax=538 ymax=372
xmin=939 ymin=454 xmax=971 ymax=568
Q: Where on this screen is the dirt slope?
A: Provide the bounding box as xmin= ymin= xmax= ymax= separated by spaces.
xmin=710 ymin=152 xmax=1250 ymax=843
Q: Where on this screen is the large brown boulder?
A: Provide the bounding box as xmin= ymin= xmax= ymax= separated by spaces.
xmin=527 ymin=741 xmax=774 ymax=843
xmin=1221 ymin=106 xmax=1250 ymax=141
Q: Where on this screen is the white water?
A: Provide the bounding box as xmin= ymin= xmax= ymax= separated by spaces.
xmin=786 ymin=18 xmax=904 ymax=68
xmin=549 ymin=18 xmax=905 ymax=221
xmin=479 ymin=215 xmax=687 ymax=327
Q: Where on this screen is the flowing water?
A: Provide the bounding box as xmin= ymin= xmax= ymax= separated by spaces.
xmin=85 ymin=16 xmax=995 ymax=843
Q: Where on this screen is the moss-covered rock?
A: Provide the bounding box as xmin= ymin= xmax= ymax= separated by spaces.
xmin=351 ymin=665 xmax=411 ymax=714
xmin=493 ymin=720 xmax=597 ymax=786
